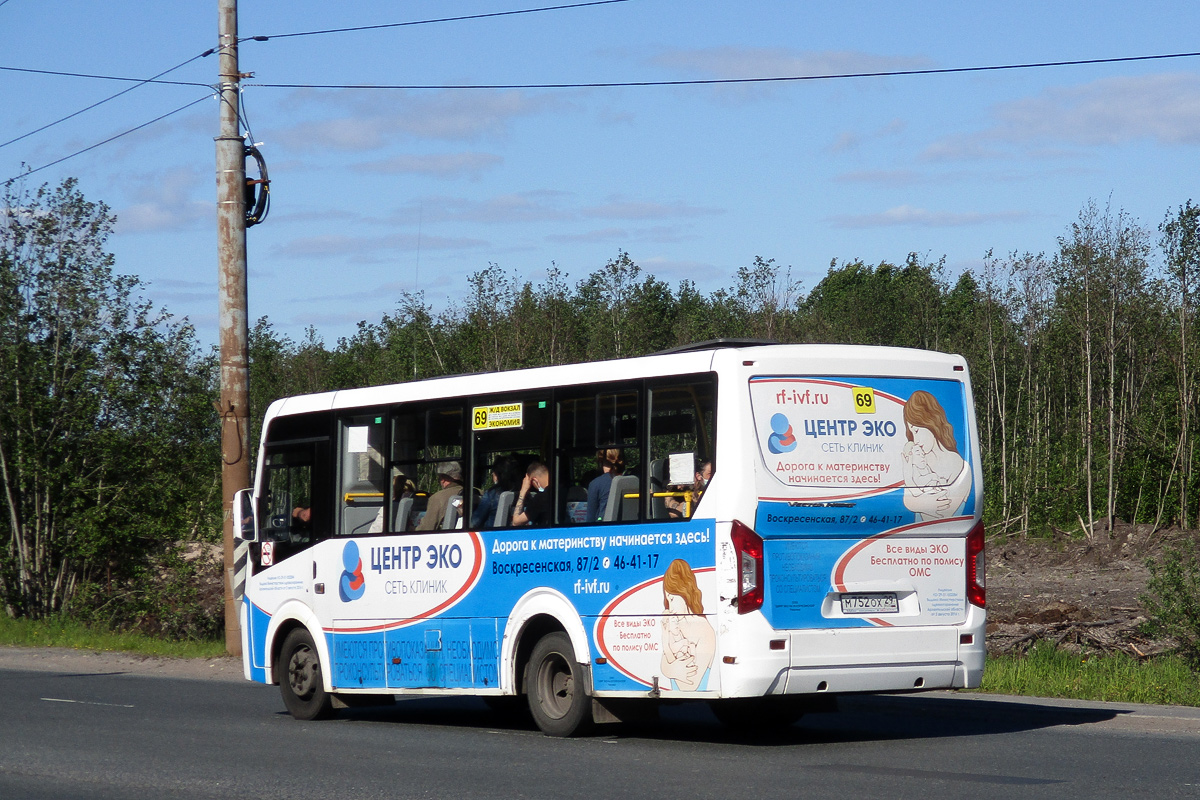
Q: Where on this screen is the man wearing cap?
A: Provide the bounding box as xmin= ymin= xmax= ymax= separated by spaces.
xmin=417 ymin=460 xmax=463 ymax=531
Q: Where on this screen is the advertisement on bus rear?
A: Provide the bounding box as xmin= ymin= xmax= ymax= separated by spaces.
xmin=749 ymin=375 xmax=976 ymax=536
xmin=747 ymin=375 xmax=977 ymax=629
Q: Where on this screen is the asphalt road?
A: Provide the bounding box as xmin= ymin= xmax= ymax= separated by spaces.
xmin=2 ymin=661 xmax=1199 ymax=799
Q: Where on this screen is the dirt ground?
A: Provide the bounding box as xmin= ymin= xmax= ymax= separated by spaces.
xmin=987 ymin=522 xmax=1197 ymax=657
xmin=0 ymin=642 xmax=245 ymax=680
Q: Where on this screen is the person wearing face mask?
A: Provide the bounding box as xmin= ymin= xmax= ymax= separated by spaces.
xmin=666 ymin=459 xmax=713 ymax=520
xmin=512 ymin=461 xmax=552 ymax=527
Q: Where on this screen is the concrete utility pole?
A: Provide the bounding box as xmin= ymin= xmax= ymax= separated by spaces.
xmin=216 ymin=0 xmax=249 ymax=656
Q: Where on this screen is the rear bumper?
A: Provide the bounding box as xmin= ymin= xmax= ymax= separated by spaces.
xmin=718 ymin=603 xmax=986 ymax=697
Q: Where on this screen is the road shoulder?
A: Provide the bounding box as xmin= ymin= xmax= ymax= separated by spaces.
xmin=0 ymin=644 xmax=244 ymax=682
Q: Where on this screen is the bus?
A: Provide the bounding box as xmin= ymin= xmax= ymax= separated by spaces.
xmin=233 ymin=341 xmax=985 ymax=736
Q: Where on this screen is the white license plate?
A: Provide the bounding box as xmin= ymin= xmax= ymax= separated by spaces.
xmin=840 ymin=592 xmax=898 ymax=614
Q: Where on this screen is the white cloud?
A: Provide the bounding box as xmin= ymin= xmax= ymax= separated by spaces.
xmin=924 ymin=72 xmax=1200 ymax=160
xmin=144 ymin=276 xmax=213 ymax=305
xmin=274 ymin=232 xmax=488 ymax=259
xmin=377 ymin=190 xmax=724 ymax=231
xmin=828 ymin=119 xmax=906 ymax=154
xmin=399 ymin=191 xmax=575 ymax=224
xmin=114 ymin=167 xmax=210 ymax=234
xmin=353 ymin=152 xmax=502 ymax=178
xmin=546 ymin=227 xmax=628 ymax=244
xmin=546 ymin=225 xmax=690 ymax=245
xmin=834 ymin=169 xmax=922 ymax=186
xmin=829 ymin=205 xmax=1030 ymax=229
xmin=581 ymin=196 xmax=722 ymax=220
xmin=649 ymin=47 xmax=931 ymax=80
xmin=638 ymin=256 xmax=728 ymax=286
xmin=273 ymin=89 xmax=561 ymax=152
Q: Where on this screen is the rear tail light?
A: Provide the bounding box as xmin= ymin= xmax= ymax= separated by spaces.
xmin=730 ymin=519 xmax=764 ymax=614
xmin=966 ymin=519 xmax=985 ymax=608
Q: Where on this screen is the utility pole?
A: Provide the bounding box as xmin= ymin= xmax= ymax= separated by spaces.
xmin=216 ymin=0 xmax=249 ymax=656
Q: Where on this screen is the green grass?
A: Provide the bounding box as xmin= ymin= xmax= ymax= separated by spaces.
xmin=0 ymin=615 xmax=227 ymax=660
xmin=978 ymin=642 xmax=1200 ymax=707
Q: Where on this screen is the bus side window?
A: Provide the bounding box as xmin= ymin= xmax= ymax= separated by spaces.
xmin=468 ymin=396 xmax=551 ymax=526
xmin=558 ymin=390 xmax=641 ymax=524
xmin=648 ymin=379 xmax=716 ymax=520
xmin=558 ymin=396 xmax=598 ymax=524
xmin=258 ymin=436 xmax=330 ymax=566
xmin=389 ymin=405 xmax=464 ymax=532
xmin=339 ymin=413 xmax=387 ymax=536
xmin=263 ymin=452 xmax=309 ymax=542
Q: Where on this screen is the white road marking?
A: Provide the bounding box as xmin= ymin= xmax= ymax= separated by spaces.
xmin=41 ymin=697 xmax=134 ymax=708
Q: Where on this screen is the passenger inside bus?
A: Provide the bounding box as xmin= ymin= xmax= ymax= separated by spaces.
xmin=417 ymin=461 xmax=463 ymax=531
xmin=367 ymin=473 xmax=415 ymax=533
xmin=512 ymin=461 xmax=552 ymax=527
xmin=665 ymin=459 xmax=713 ymax=520
xmin=471 ymin=456 xmax=521 ymax=529
xmin=585 ymin=448 xmax=624 ymax=523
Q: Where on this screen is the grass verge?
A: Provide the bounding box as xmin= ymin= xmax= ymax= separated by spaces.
xmin=978 ymin=642 xmax=1200 ymax=707
xmin=0 ymin=615 xmax=226 ymax=660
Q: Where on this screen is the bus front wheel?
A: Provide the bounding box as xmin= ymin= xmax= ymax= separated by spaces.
xmin=525 ymin=632 xmax=593 ymax=737
xmin=278 ymin=628 xmax=334 ymax=721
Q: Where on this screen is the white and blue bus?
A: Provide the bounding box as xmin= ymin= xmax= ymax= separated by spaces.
xmin=234 ymin=341 xmax=985 ymax=735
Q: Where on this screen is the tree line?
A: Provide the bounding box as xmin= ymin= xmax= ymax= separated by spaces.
xmin=2 ymin=178 xmax=1198 ymax=634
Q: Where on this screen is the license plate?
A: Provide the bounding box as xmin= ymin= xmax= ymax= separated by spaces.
xmin=840 ymin=592 xmax=898 ymax=614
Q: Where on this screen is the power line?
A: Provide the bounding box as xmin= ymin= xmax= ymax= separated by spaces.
xmin=5 ymin=93 xmax=213 ymax=184
xmin=243 ymin=0 xmax=630 ymax=41
xmin=0 ymin=51 xmax=215 ymax=150
xmin=248 ymin=50 xmax=1200 ymax=91
xmin=0 ymin=63 xmax=210 ymax=88
xmin=0 ymin=1 xmax=630 ymax=86
xmin=0 ymin=0 xmax=624 ymax=153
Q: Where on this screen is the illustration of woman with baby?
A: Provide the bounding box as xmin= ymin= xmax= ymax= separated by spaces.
xmin=660 ymin=559 xmax=716 ymax=691
xmin=901 ymin=390 xmax=972 ymax=520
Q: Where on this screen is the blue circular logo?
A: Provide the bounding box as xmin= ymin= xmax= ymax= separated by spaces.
xmin=340 ymin=540 xmax=366 ymax=602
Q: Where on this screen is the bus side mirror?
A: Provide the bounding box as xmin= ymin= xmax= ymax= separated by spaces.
xmin=235 ymin=488 xmax=259 ymax=543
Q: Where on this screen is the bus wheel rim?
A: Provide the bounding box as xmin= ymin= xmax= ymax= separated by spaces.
xmin=536 ymin=653 xmax=573 ymax=720
xmin=289 ymin=645 xmax=318 ymax=698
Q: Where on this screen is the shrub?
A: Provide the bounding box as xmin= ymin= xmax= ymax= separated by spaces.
xmin=1142 ymin=536 xmax=1200 ymax=670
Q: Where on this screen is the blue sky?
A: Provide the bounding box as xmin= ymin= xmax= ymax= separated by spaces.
xmin=3 ymin=0 xmax=1199 ymax=347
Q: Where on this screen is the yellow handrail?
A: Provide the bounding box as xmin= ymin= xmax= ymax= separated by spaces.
xmin=344 ymin=492 xmax=384 ymax=502
xmin=636 ymin=491 xmax=693 ymax=515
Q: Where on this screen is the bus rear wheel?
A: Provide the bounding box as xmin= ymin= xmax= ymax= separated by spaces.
xmin=278 ymin=628 xmax=334 ymax=721
xmin=525 ymin=632 xmax=593 ymax=737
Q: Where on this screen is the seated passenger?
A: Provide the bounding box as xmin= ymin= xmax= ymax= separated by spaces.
xmin=471 ymin=456 xmax=521 ymax=529
xmin=368 ymin=474 xmax=415 ymax=533
xmin=512 ymin=461 xmax=552 ymax=527
xmin=585 ymin=448 xmax=624 ymax=522
xmin=417 ymin=461 xmax=464 ymax=531
xmin=666 ymin=460 xmax=713 ymax=520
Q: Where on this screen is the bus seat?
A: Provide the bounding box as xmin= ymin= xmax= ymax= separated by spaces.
xmin=441 ymin=494 xmax=462 ymax=529
xmin=392 ymin=496 xmax=413 ymax=532
xmin=564 ymin=485 xmax=587 ymax=524
xmin=603 ymin=474 xmax=639 ymax=522
xmin=344 ymin=504 xmax=381 ymax=536
xmin=494 ymin=491 xmax=515 ymax=528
